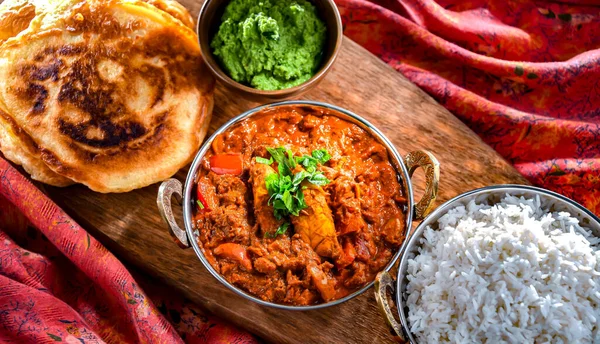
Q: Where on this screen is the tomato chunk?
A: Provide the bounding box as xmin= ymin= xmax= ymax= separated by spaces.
xmin=214 ymin=243 xmax=253 ymax=271
xmin=209 ymin=153 xmax=243 ymax=175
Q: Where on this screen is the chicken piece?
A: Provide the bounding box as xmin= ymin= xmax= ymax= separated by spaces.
xmin=329 ymin=176 xmax=366 ymax=236
xmin=382 ymin=216 xmax=404 ymax=245
xmin=285 ymin=287 xmax=320 ymax=305
xmin=290 ymin=234 xmax=321 ymax=264
xmin=335 ymin=237 xmax=357 ymax=269
xmin=291 ymin=181 xmax=341 ymax=259
xmin=250 ymin=163 xmax=284 ymax=235
xmin=307 ymin=262 xmax=336 ymax=302
xmin=214 ymin=243 xmax=253 ymax=271
xmin=298 ymin=114 xmax=322 ymax=131
xmin=254 ymin=257 xmax=277 ymax=274
xmin=285 ymin=270 xmax=320 ymax=305
xmin=343 ymin=262 xmax=369 ymax=289
xmin=355 ymin=232 xmax=376 ymax=262
xmin=360 ymin=142 xmax=388 ymax=162
xmin=211 ymin=173 xmax=247 ymax=207
xmin=197 ymin=174 xmax=252 ymax=247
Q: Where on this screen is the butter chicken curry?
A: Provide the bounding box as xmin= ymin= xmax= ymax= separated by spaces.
xmin=193 ymin=105 xmax=407 ymax=305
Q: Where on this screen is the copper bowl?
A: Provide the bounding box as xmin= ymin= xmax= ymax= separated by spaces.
xmin=197 ymin=0 xmax=343 ymax=102
xmin=157 ymin=101 xmax=441 ymax=310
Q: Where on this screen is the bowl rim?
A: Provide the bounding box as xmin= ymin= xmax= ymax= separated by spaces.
xmin=393 ymin=184 xmax=600 ymax=343
xmin=196 ymin=0 xmax=343 ymax=96
xmin=182 ymin=100 xmax=416 ymax=310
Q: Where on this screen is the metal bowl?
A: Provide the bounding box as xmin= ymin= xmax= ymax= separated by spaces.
xmin=375 ymin=185 xmax=600 ymax=343
xmin=157 ymin=100 xmax=440 ymax=310
xmin=197 ymin=0 xmax=343 ymax=102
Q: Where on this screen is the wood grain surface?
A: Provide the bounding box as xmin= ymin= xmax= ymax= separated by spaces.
xmin=44 ymin=1 xmax=529 ymax=343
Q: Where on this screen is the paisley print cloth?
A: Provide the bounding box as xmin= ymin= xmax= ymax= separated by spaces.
xmin=0 ymin=158 xmax=257 ymax=343
xmin=336 ymin=0 xmax=600 ymax=215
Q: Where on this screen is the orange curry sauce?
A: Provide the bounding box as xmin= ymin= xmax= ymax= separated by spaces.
xmin=193 ymin=105 xmax=407 ymax=305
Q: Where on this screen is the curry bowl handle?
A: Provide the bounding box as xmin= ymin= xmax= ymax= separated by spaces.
xmin=157 ymin=178 xmax=190 ymax=249
xmin=405 ymin=150 xmax=440 ymax=221
xmin=375 ymin=271 xmax=406 ymax=342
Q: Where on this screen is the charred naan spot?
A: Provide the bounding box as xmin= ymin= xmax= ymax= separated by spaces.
xmin=39 ymin=149 xmax=59 ymax=167
xmin=58 ymin=45 xmax=85 ymax=56
xmin=58 ymin=58 xmax=121 ymax=118
xmin=57 ymin=66 xmax=145 ymax=147
xmin=23 ymin=60 xmax=63 ymax=82
xmin=24 ymin=83 xmax=48 ymax=114
xmin=50 ymin=41 xmax=174 ymax=149
xmin=34 ymin=45 xmax=85 ymax=61
xmin=137 ymin=64 xmax=166 ymax=107
xmin=40 ymin=149 xmax=75 ymax=173
xmin=58 ymin=118 xmax=147 ymax=148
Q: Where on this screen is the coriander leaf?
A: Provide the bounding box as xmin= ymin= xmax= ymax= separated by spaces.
xmin=308 ymin=173 xmax=329 ymax=186
xmin=265 ymin=173 xmax=279 ymax=194
xmin=271 ymin=197 xmax=287 ymax=220
xmin=275 ymin=222 xmax=289 ymax=236
xmin=292 ymin=171 xmax=308 ymax=187
xmin=280 ymin=174 xmax=292 ymax=191
xmin=267 ymin=147 xmax=296 ymax=176
xmin=295 ymin=155 xmax=317 ymax=168
xmin=271 ymin=195 xmax=285 ymax=209
xmin=255 ymin=156 xmax=273 ymax=165
xmin=289 ymin=201 xmax=301 ymax=216
xmin=262 ymin=147 xmax=330 ymax=221
xmin=295 ymin=190 xmax=306 ymax=210
xmin=282 ymin=190 xmax=293 ymax=211
xmin=286 ymin=148 xmax=296 ymax=170
xmin=311 ymin=149 xmax=331 ymax=164
xmin=295 ymin=149 xmax=330 ymax=169
xmin=266 ymin=147 xmax=287 ymax=173
xmin=264 ymin=222 xmax=290 ymax=238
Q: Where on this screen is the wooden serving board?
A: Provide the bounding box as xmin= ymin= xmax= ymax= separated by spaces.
xmin=45 ymin=1 xmax=529 ymax=343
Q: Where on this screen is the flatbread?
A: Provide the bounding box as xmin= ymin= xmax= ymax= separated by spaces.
xmin=0 ymin=0 xmax=214 ymax=192
xmin=0 ymin=107 xmax=74 ymax=186
xmin=140 ymin=0 xmax=195 ymax=29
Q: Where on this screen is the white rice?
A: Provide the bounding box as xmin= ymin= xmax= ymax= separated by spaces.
xmin=406 ymin=194 xmax=600 ymax=344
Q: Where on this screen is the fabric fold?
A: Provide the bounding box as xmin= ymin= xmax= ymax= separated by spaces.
xmin=0 ymin=158 xmax=257 ymax=343
xmin=336 ymin=0 xmax=600 ymax=214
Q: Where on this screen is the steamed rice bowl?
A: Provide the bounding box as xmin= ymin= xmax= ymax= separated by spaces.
xmin=406 ymin=194 xmax=600 ymax=343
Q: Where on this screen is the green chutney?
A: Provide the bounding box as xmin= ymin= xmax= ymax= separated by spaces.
xmin=211 ymin=0 xmax=327 ymax=91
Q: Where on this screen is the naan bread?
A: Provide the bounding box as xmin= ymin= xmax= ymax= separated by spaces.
xmin=140 ymin=0 xmax=194 ymax=29
xmin=0 ymin=107 xmax=74 ymax=186
xmin=0 ymin=0 xmax=214 ymax=192
xmin=0 ymin=0 xmax=192 ymax=42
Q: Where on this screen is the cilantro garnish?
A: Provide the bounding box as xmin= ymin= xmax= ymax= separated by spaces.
xmin=265 ymin=222 xmax=290 ymax=238
xmin=255 ymin=156 xmax=273 ymax=165
xmin=257 ymin=147 xmax=331 ymax=237
xmin=295 ymin=149 xmax=331 ymax=170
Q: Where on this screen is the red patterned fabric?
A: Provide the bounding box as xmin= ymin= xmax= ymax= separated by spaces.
xmin=0 ymin=158 xmax=258 ymax=344
xmin=336 ymin=0 xmax=600 ymax=215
